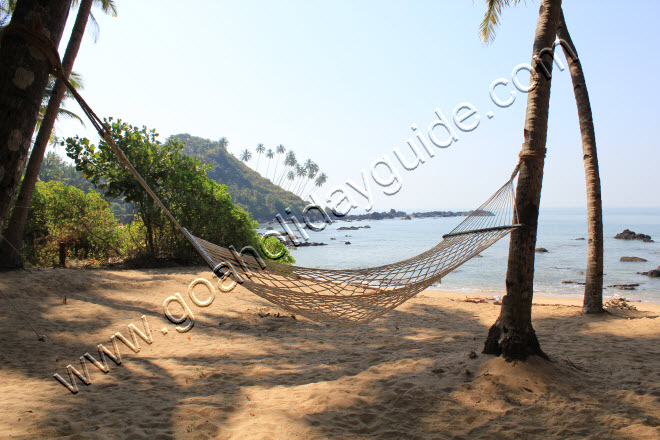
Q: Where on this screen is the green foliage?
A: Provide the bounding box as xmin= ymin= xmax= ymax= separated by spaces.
xmin=479 ymin=0 xmax=522 ymax=44
xmin=259 ymin=235 xmax=295 ymax=264
xmin=171 ymin=134 xmax=307 ymax=220
xmin=39 ymin=151 xmax=94 ymax=192
xmin=64 ymin=119 xmax=274 ymax=263
xmin=39 ymin=151 xmax=132 ymax=222
xmin=22 ymin=180 xmax=121 ymax=266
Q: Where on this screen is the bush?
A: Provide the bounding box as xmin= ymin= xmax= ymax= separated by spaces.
xmin=23 ymin=181 xmax=121 ymax=266
xmin=65 ymin=119 xmax=294 ymax=264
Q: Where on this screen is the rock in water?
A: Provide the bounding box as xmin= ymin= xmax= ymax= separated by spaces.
xmin=620 ymin=256 xmax=648 ymax=262
xmin=638 ymin=267 xmax=660 ymax=278
xmin=607 ymin=283 xmax=640 ymax=290
xmin=295 ymin=242 xmax=327 ymax=247
xmin=614 ymin=229 xmax=654 ymax=242
xmin=535 ymin=248 xmax=549 ymax=253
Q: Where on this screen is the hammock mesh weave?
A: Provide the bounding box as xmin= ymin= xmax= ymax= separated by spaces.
xmin=188 ymin=177 xmax=519 ymax=325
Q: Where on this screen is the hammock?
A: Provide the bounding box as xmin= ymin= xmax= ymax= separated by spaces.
xmin=191 ymin=177 xmax=520 ymax=324
xmin=5 ymin=25 xmax=521 ymax=324
xmin=94 ymin=121 xmax=520 ymax=325
xmin=83 ymin=103 xmax=520 ymax=325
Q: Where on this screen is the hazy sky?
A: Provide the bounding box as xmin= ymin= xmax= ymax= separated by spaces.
xmin=53 ymin=0 xmax=660 ymax=212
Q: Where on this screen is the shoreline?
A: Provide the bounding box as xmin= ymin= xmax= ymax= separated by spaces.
xmin=424 ymin=288 xmax=660 ymax=308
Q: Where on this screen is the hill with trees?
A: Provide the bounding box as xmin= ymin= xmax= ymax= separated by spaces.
xmin=171 ymin=134 xmax=308 ymax=221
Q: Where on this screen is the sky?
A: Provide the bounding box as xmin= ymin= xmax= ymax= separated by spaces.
xmin=52 ymin=0 xmax=660 ymax=213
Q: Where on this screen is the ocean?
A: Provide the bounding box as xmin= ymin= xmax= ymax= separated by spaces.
xmin=258 ymin=208 xmax=660 ymax=303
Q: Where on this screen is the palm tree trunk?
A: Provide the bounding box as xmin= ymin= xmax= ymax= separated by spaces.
xmin=0 ymin=0 xmax=93 ymax=267
xmin=556 ymin=10 xmax=604 ymax=314
xmin=295 ymin=176 xmax=305 ymax=195
xmin=300 ymin=178 xmax=312 ymax=198
xmin=0 ymin=0 xmax=71 ymax=233
xmin=273 ymin=155 xmax=281 ymax=182
xmin=277 ymin=167 xmax=288 ymax=186
xmin=483 ymin=0 xmax=562 ymax=361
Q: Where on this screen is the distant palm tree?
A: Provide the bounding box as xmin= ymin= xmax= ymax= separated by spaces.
xmin=255 ymin=143 xmax=266 ymax=173
xmin=300 ymin=161 xmax=319 ymax=197
xmin=278 ymin=150 xmax=296 ymax=186
xmin=286 ymin=170 xmax=296 ymax=191
xmin=294 ymin=163 xmax=307 ymax=194
xmin=273 ymin=144 xmax=286 ymax=182
xmin=218 ymin=137 xmax=229 ymax=150
xmin=240 ymin=149 xmax=252 ymax=163
xmin=265 ymin=148 xmax=274 ymax=179
xmin=315 ymin=172 xmax=328 ymax=188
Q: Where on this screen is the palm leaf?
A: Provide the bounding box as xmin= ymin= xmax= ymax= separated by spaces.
xmin=56 ymin=108 xmax=85 ymax=126
xmin=479 ymin=0 xmax=522 ymax=44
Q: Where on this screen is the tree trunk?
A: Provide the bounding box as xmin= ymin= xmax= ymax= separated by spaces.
xmin=0 ymin=0 xmax=71 ymax=233
xmin=556 ymin=10 xmax=604 ymax=314
xmin=0 ymin=0 xmax=93 ymax=267
xmin=483 ymin=0 xmax=562 ymax=361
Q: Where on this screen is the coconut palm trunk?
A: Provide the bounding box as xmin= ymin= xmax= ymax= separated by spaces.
xmin=0 ymin=0 xmax=71 ymax=232
xmin=483 ymin=0 xmax=562 ymax=361
xmin=556 ymin=10 xmax=604 ymax=314
xmin=0 ymin=0 xmax=93 ymax=267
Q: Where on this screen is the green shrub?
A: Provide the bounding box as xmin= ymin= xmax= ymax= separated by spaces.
xmin=23 ymin=181 xmax=121 ymax=266
xmin=65 ymin=119 xmax=294 ymax=264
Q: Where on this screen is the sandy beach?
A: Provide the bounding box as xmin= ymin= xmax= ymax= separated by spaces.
xmin=1 ymin=266 xmax=659 ymax=439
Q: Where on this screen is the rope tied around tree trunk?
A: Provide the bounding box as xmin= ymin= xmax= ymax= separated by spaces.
xmin=510 ymin=146 xmax=547 ymax=180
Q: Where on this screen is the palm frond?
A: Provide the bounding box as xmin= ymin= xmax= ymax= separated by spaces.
xmin=56 ymin=108 xmax=85 ymax=126
xmin=73 ymin=0 xmax=117 ymax=16
xmin=67 ymin=70 xmax=85 ymax=90
xmin=479 ymin=0 xmax=522 ymax=45
xmin=95 ymin=0 xmax=118 ymax=16
xmin=88 ymin=11 xmax=100 ymax=43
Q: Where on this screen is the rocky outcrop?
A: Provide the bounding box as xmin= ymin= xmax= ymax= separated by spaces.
xmin=337 ymin=225 xmax=372 ymax=231
xmin=638 ymin=266 xmax=660 ymax=277
xmin=411 ymin=209 xmax=494 ymax=219
xmin=620 ymin=256 xmax=647 ymax=262
xmin=291 ymin=241 xmax=327 ymax=247
xmin=605 ymin=298 xmax=637 ymax=310
xmin=607 ymin=283 xmax=640 ymax=290
xmin=614 ymin=229 xmax=654 ymax=242
xmin=334 ymin=209 xmax=407 ymax=221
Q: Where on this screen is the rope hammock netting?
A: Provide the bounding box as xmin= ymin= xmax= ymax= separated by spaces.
xmin=3 ymin=24 xmax=523 ymax=325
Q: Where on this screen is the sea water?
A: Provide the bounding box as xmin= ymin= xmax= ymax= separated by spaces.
xmin=258 ymin=208 xmax=660 ymax=303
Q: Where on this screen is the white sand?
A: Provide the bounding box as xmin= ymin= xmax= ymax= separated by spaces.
xmin=1 ymin=267 xmax=659 ymax=439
